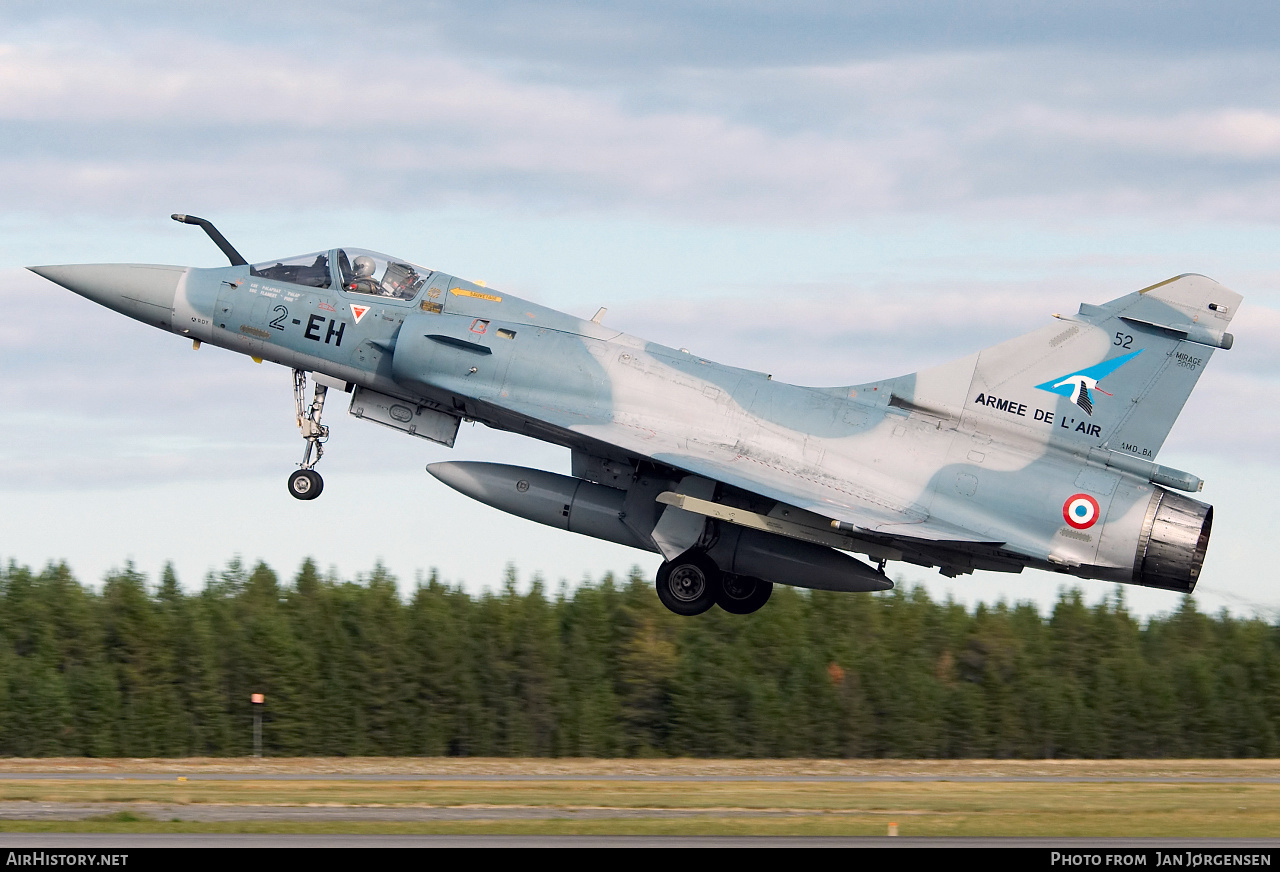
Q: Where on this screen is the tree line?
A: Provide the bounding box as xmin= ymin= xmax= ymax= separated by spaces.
xmin=0 ymin=558 xmax=1275 ymax=758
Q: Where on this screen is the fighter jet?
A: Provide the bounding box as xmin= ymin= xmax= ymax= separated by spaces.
xmin=29 ymin=215 xmax=1240 ymax=615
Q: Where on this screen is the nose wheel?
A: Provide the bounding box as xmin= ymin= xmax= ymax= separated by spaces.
xmin=289 ymin=369 xmax=329 ymax=500
xmin=288 ymin=469 xmax=324 ymax=500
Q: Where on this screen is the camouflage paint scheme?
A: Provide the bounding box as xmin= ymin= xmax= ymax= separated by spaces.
xmin=30 ymin=231 xmax=1240 ymax=613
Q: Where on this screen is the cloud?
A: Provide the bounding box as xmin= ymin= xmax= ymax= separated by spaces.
xmin=1002 ymin=105 xmax=1280 ymax=160
xmin=0 ymin=32 xmax=902 ymax=218
xmin=4 ymin=15 xmax=1280 ymax=223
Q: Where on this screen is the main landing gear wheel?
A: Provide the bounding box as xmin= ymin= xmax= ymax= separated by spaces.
xmin=289 ymin=369 xmax=330 ymax=500
xmin=715 ymin=574 xmax=773 ymax=615
xmin=655 ymin=549 xmax=719 ymax=616
xmin=288 ymin=469 xmax=324 ymax=500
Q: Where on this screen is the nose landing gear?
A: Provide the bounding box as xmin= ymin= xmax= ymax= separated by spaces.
xmin=289 ymin=369 xmax=328 ymax=500
xmin=288 ymin=468 xmax=323 ymax=499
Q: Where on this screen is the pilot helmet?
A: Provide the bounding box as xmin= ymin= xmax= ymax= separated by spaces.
xmin=352 ymin=256 xmax=377 ymax=278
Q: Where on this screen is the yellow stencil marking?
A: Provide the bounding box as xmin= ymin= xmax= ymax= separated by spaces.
xmin=451 ymin=288 xmax=502 ymax=302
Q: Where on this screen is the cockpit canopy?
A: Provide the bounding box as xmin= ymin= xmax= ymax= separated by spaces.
xmin=334 ymin=249 xmax=431 ymax=300
xmin=250 ymin=249 xmax=433 ymax=301
xmin=250 ymin=251 xmax=332 ymax=289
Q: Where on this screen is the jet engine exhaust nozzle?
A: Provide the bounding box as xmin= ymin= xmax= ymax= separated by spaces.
xmin=1133 ymin=488 xmax=1213 ymax=593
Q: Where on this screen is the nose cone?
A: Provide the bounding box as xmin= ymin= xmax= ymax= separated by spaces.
xmin=29 ymin=263 xmax=186 ymax=328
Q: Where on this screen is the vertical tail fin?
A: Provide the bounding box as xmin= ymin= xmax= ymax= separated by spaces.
xmin=859 ymin=274 xmax=1241 ymax=461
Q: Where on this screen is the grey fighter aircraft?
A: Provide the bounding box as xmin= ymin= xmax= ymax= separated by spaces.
xmin=29 ymin=215 xmax=1240 ymax=615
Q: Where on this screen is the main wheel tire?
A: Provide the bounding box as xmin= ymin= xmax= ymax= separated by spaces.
xmin=715 ymin=574 xmax=773 ymax=615
xmin=655 ymin=549 xmax=719 ymax=616
xmin=288 ymin=469 xmax=324 ymax=500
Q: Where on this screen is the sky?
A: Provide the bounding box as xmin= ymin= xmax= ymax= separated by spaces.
xmin=2 ymin=2 xmax=1279 ymax=619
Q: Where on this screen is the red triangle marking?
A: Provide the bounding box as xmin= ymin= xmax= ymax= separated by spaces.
xmin=351 ymin=304 xmax=371 ymax=324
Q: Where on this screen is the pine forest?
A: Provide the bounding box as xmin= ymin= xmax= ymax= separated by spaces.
xmin=0 ymin=559 xmax=1275 ymax=759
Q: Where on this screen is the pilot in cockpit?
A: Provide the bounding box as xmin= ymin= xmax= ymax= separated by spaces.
xmin=348 ymin=255 xmax=386 ymax=295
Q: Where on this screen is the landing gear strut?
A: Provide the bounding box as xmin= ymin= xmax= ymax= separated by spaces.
xmin=289 ymin=369 xmax=328 ymax=500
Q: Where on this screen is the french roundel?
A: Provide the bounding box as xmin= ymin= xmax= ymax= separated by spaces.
xmin=1063 ymin=493 xmax=1101 ymax=530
